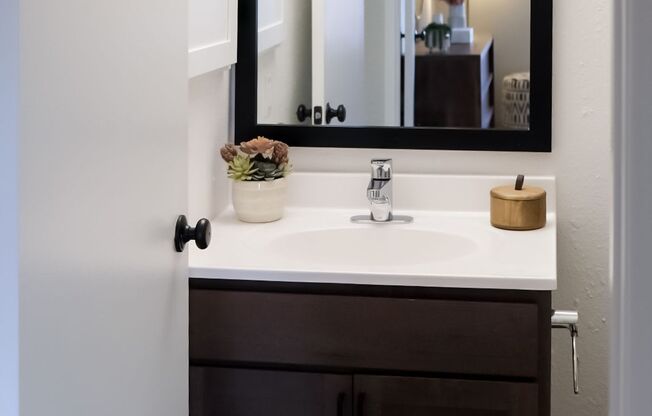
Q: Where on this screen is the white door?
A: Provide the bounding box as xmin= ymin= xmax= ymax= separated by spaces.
xmin=12 ymin=1 xmax=193 ymax=415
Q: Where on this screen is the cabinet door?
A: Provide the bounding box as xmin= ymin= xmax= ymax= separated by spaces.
xmin=354 ymin=375 xmax=538 ymax=416
xmin=190 ymin=367 xmax=352 ymax=416
xmin=188 ymin=0 xmax=238 ymax=77
xmin=190 ymin=290 xmax=540 ymax=378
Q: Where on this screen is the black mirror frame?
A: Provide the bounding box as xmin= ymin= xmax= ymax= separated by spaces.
xmin=235 ymin=0 xmax=552 ymax=152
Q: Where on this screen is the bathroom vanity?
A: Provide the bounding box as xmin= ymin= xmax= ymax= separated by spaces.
xmin=188 ymin=0 xmax=557 ymax=411
xmin=189 ymin=282 xmax=549 ymax=416
xmin=188 ymin=173 xmax=557 ymax=416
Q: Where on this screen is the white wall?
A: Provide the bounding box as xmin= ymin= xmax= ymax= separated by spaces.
xmin=0 ymin=0 xmax=19 ymax=414
xmin=469 ymin=0 xmax=531 ymax=128
xmin=195 ymin=0 xmax=613 ymax=415
xmin=189 ymin=68 xmax=232 ymax=219
xmin=257 ymin=0 xmax=311 ymax=124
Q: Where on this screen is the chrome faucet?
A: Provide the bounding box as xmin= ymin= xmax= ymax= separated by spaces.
xmin=367 ymin=159 xmax=393 ymax=221
xmin=351 ymin=159 xmax=413 ymax=224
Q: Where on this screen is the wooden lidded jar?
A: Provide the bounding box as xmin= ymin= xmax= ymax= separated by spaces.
xmin=490 ymin=175 xmax=547 ymax=231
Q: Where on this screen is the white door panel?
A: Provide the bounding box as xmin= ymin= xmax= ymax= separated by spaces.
xmin=18 ymin=1 xmax=189 ymax=415
xmin=189 ymin=0 xmax=238 ymax=77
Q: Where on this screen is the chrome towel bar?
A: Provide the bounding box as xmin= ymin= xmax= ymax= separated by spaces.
xmin=552 ymin=310 xmax=579 ymax=394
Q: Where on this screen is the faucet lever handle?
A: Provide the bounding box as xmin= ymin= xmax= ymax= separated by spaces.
xmin=370 ymin=159 xmax=392 ymax=179
xmin=367 ymin=188 xmax=388 ymax=202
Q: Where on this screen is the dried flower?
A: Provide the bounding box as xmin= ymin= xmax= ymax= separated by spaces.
xmin=220 ymin=144 xmax=238 ymax=163
xmin=272 ymin=141 xmax=289 ymax=165
xmin=240 ymin=136 xmax=275 ymax=159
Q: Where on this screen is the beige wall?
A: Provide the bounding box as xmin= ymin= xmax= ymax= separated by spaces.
xmin=190 ymin=1 xmax=613 ymax=414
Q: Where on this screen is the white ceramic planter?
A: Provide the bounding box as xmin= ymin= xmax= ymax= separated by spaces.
xmin=231 ymin=178 xmax=288 ymax=223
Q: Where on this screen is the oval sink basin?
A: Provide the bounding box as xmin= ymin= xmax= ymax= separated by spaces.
xmin=265 ymin=228 xmax=477 ymax=267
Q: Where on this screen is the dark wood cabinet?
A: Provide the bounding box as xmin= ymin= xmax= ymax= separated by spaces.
xmin=190 ymin=367 xmax=352 ymax=416
xmin=354 ymin=375 xmax=537 ymax=416
xmin=412 ymin=34 xmax=495 ymax=128
xmin=190 ymin=290 xmax=538 ymax=378
xmin=189 ymin=280 xmax=551 ymax=416
xmin=189 ymin=368 xmax=537 ymax=416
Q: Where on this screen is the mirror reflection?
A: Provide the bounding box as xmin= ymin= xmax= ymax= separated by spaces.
xmin=257 ymin=0 xmax=531 ymax=130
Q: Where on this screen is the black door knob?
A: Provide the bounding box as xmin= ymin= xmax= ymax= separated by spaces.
xmin=174 ymin=215 xmax=211 ymax=252
xmin=296 ymin=104 xmax=312 ymax=122
xmin=326 ymin=103 xmax=346 ymax=124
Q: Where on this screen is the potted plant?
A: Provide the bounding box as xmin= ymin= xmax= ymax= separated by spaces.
xmin=220 ymin=137 xmax=291 ymax=223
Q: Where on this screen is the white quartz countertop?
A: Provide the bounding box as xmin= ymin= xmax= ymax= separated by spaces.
xmin=189 ymin=173 xmax=557 ymax=291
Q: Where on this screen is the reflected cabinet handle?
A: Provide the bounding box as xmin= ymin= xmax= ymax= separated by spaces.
xmin=296 ymin=104 xmax=312 ymax=122
xmin=326 ymin=103 xmax=347 ymax=124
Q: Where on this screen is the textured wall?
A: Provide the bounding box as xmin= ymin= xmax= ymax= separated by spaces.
xmin=190 ymin=1 xmax=613 ymax=414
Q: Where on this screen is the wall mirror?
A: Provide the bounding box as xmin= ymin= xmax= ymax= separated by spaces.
xmin=235 ymin=0 xmax=552 ymax=151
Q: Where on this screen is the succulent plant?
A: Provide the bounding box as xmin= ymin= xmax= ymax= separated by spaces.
xmin=221 ymin=138 xmax=291 ymax=181
xmin=279 ymin=162 xmax=292 ymax=178
xmin=252 ymin=160 xmax=285 ymax=181
xmin=227 ymin=154 xmax=257 ymax=181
